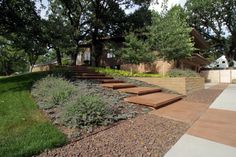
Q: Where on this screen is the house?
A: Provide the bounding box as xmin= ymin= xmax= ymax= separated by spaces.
xmin=76 ymin=28 xmax=209 ymax=74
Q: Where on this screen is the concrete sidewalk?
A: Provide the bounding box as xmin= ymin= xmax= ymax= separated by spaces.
xmin=164 ymin=84 xmax=236 ymax=157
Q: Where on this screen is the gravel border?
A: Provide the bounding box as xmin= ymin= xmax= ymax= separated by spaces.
xmin=38 ymin=114 xmax=189 ymax=157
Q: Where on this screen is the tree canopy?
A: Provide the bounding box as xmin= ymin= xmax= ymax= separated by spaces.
xmin=186 ymin=0 xmax=236 ymax=63
xmin=148 ymin=5 xmax=195 ymax=63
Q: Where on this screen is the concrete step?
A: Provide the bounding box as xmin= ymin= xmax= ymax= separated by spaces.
xmin=124 ymin=93 xmax=183 ymax=108
xmin=101 ymin=83 xmax=136 ymax=89
xmin=100 ymin=79 xmax=125 ymax=83
xmin=118 ymin=87 xmax=162 ymax=95
xmin=75 ymin=76 xmax=113 ymax=79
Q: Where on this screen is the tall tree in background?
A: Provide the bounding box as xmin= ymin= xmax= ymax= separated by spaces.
xmin=148 ymin=5 xmax=195 ymax=66
xmin=186 ymin=0 xmax=236 ymax=64
xmin=46 ymin=1 xmax=75 ymax=65
xmin=115 ymin=33 xmax=156 ymax=73
xmin=0 ymin=0 xmax=48 ymax=72
xmin=0 ymin=36 xmax=26 ymax=75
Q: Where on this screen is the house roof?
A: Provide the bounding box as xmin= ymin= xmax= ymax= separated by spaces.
xmin=183 ymin=53 xmax=210 ymax=67
xmin=190 ymin=28 xmax=209 ymax=50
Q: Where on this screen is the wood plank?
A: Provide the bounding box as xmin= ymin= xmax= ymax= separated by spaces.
xmin=101 ymin=83 xmax=136 ymax=89
xmin=188 ymin=109 xmax=236 ymax=147
xmin=119 ymin=87 xmax=161 ymax=95
xmin=124 ymin=93 xmax=183 ymax=108
xmin=150 ymin=101 xmax=209 ymax=124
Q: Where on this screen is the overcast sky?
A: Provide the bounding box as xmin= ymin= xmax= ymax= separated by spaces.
xmin=149 ymin=0 xmax=187 ymax=12
xmin=37 ymin=0 xmax=187 ymax=18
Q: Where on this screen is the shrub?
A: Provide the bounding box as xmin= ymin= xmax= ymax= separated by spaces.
xmin=167 ymin=69 xmax=200 ymax=77
xmin=232 ymin=79 xmax=236 ymax=84
xmin=61 ymin=95 xmax=114 ymax=129
xmin=94 ymin=67 xmax=161 ymax=77
xmin=31 ymin=76 xmax=77 ymax=109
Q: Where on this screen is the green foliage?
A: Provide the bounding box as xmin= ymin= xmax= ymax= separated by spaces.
xmin=0 ymin=72 xmax=66 ymax=157
xmin=116 ymin=33 xmax=156 ymax=66
xmin=0 ymin=36 xmax=27 ymax=75
xmin=232 ymin=79 xmax=236 ymax=84
xmin=31 ymin=76 xmax=77 ymax=109
xmin=94 ymin=67 xmax=161 ymax=77
xmin=148 ymin=6 xmax=195 ymax=62
xmin=186 ymin=0 xmax=236 ymax=62
xmin=167 ymin=69 xmax=200 ymax=77
xmin=61 ymin=95 xmax=114 ymax=129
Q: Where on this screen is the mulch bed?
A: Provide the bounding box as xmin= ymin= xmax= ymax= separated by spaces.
xmin=38 ymin=114 xmax=189 ymax=157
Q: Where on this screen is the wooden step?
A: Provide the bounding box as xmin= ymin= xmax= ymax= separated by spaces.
xmin=71 ymin=70 xmax=96 ymax=73
xmin=101 ymin=83 xmax=136 ymax=89
xmin=75 ymin=76 xmax=113 ymax=79
xmin=100 ymin=79 xmax=125 ymax=83
xmin=118 ymin=87 xmax=162 ymax=95
xmin=124 ymin=93 xmax=183 ymax=108
xmin=76 ymin=73 xmax=106 ymax=76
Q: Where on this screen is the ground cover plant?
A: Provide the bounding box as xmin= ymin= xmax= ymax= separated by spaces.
xmin=32 ymin=75 xmax=150 ymax=140
xmin=94 ymin=67 xmax=161 ymax=77
xmin=0 ymin=72 xmax=66 ymax=157
xmin=167 ymin=69 xmax=200 ymax=77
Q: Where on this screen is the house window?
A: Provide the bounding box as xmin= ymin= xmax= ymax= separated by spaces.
xmin=222 ymin=61 xmax=225 ymax=64
xmin=84 ymin=52 xmax=90 ymax=61
xmin=107 ymin=53 xmax=115 ymax=59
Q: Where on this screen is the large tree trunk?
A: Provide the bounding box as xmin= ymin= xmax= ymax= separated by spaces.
xmin=55 ymin=48 xmax=62 ymax=66
xmin=91 ymin=28 xmax=103 ymax=67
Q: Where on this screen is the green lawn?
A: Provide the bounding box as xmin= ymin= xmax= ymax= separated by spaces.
xmin=0 ymin=72 xmax=66 ymax=157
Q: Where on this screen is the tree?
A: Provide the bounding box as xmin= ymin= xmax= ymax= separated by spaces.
xmin=116 ymin=33 xmax=156 ymax=73
xmin=186 ymin=0 xmax=236 ymax=64
xmin=45 ymin=9 xmax=75 ymax=65
xmin=0 ymin=36 xmax=26 ymax=75
xmin=0 ymin=0 xmax=48 ymax=71
xmin=148 ymin=6 xmax=195 ymax=65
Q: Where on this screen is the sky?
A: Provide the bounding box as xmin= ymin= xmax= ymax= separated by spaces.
xmin=36 ymin=0 xmax=187 ymax=18
xmin=149 ymin=0 xmax=187 ymax=12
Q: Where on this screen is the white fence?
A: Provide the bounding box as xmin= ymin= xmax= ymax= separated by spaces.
xmin=200 ymin=69 xmax=236 ymax=83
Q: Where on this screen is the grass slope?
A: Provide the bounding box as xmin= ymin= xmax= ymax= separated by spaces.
xmin=0 ymin=72 xmax=66 ymax=157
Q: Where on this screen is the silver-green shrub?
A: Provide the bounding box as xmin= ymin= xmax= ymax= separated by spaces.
xmin=31 ymin=76 xmax=77 ymax=109
xmin=61 ymin=95 xmax=114 ymax=129
xmin=167 ymin=69 xmax=200 ymax=77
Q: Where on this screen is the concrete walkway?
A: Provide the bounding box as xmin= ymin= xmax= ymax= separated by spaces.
xmin=210 ymin=84 xmax=236 ymax=111
xmin=164 ymin=84 xmax=236 ymax=157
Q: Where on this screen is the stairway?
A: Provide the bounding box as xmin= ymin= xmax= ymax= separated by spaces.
xmin=71 ymin=66 xmax=183 ymax=109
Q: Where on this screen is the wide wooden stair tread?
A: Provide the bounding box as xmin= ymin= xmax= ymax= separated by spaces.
xmin=100 ymin=79 xmax=125 ymax=83
xmin=101 ymin=83 xmax=136 ymax=89
xmin=118 ymin=87 xmax=162 ymax=95
xmin=124 ymin=93 xmax=183 ymax=108
xmin=75 ymin=76 xmax=113 ymax=79
xmin=78 ymin=73 xmax=106 ymax=76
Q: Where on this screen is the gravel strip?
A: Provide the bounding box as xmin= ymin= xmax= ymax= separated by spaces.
xmin=38 ymin=114 xmax=189 ymax=157
xmin=183 ymin=84 xmax=228 ymax=104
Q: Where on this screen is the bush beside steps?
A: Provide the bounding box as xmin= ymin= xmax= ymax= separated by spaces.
xmin=32 ymin=76 xmax=128 ymax=130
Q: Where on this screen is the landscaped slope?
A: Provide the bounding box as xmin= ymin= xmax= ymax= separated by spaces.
xmin=0 ymin=73 xmax=66 ymax=157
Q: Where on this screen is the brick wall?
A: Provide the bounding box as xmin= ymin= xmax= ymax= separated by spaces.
xmin=121 ymin=60 xmax=175 ymax=74
xmin=132 ymin=77 xmax=204 ymax=95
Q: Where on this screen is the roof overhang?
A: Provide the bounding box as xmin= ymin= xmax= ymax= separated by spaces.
xmin=190 ymin=28 xmax=209 ymax=50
